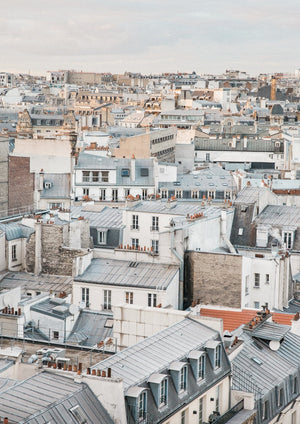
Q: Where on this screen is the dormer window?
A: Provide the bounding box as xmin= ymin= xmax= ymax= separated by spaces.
xmin=148 ymin=374 xmax=168 ymax=408
xmin=138 ymin=391 xmax=147 ymax=421
xmin=169 ymin=361 xmax=188 ymax=394
xmin=283 ymin=231 xmax=293 ymax=249
xmin=215 ymin=344 xmax=221 ymax=369
xmin=179 ymin=366 xmax=187 ymax=391
xmin=126 ymin=387 xmax=147 ymax=423
xmin=198 ymin=354 xmax=205 ymax=379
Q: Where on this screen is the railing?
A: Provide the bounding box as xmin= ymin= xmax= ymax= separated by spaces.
xmin=209 ymin=400 xmax=244 ymax=424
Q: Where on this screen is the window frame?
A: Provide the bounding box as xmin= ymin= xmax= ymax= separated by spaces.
xmin=103 ymin=289 xmax=112 ymax=310
xmin=179 ymin=365 xmax=187 ymax=392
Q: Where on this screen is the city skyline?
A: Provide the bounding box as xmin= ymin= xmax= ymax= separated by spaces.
xmin=2 ymin=0 xmax=299 ymax=75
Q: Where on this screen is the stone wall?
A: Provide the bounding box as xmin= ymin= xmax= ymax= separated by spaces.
xmin=184 ymin=251 xmax=243 ymax=308
xmin=8 ymin=155 xmax=35 ymax=212
xmin=26 ymin=223 xmax=89 ymax=276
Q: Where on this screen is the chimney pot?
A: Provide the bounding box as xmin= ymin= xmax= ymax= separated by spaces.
xmin=92 ymin=369 xmax=96 ymax=376
xmin=97 ymin=369 xmax=101 ymax=377
xmin=108 ymin=368 xmax=112 ymax=378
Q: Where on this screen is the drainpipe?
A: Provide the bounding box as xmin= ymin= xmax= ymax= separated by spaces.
xmin=170 ymin=228 xmax=184 ymax=309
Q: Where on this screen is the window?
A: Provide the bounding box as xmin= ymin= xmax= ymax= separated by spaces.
xmin=97 ymin=230 xmax=106 ymax=245
xmin=100 ymin=188 xmax=106 ymax=201
xmin=132 ymin=238 xmax=139 ymax=249
xmin=254 ymin=273 xmax=260 ymax=288
xmin=142 ymin=189 xmax=148 ymax=200
xmin=101 ymin=171 xmax=109 ymax=182
xmin=207 ymin=190 xmax=215 ymax=200
xmin=245 ymin=275 xmax=249 ymax=295
xmin=83 ymin=188 xmax=89 ymax=197
xmin=278 ymin=387 xmax=284 ymax=406
xmin=151 ymin=240 xmax=159 ymax=254
xmin=199 ymin=397 xmax=204 ymax=424
xmin=103 ymin=290 xmax=111 ymax=310
xmin=206 ymin=153 xmax=210 ymax=162
xmin=125 ymin=188 xmax=130 ymax=197
xmin=49 ymin=202 xmax=62 ymax=210
xmin=179 ymin=366 xmax=187 ymax=391
xmin=161 ymin=189 xmax=168 ymax=199
xmin=198 ymin=355 xmax=205 ymax=380
xmin=92 ymin=171 xmax=99 ymax=182
xmin=138 ymin=391 xmax=147 ymax=421
xmin=175 ymin=189 xmax=183 ymax=199
xmin=152 ymin=216 xmax=159 ymax=231
xmin=215 ymin=345 xmax=221 ymax=369
xmin=126 ymin=291 xmax=133 ymax=304
xmin=70 ymin=405 xmax=87 ymax=424
xmin=160 ymin=378 xmax=168 ymax=406
xmin=224 ymin=191 xmax=231 ymax=200
xmin=265 ymin=274 xmax=270 ymax=284
xmin=112 ymin=189 xmax=118 ymax=202
xmin=121 ymin=168 xmax=130 ymax=177
xmin=262 ymin=400 xmax=269 ymax=420
xmin=283 ymin=231 xmax=293 ymax=249
xmin=191 ymin=190 xmax=199 ymax=199
xmin=293 ymin=376 xmax=297 ymax=394
xmin=132 ymin=215 xmax=139 ymax=230
xmin=148 ymin=293 xmax=157 ymax=307
xmin=181 ymin=409 xmax=187 ymax=424
xmin=11 ymin=245 xmax=17 ymax=261
xmin=53 ymin=331 xmax=59 ymax=340
xmin=140 ymin=168 xmax=149 ymax=177
xmin=254 ymin=301 xmax=260 ymax=309
xmin=81 ymin=288 xmax=89 ymax=307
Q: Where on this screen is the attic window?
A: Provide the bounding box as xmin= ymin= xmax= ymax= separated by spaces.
xmin=104 ymin=318 xmax=114 ymax=328
xmin=44 ymin=182 xmax=52 ymax=189
xmin=251 ymin=356 xmax=262 ymax=366
xmin=70 ymin=406 xmax=87 ymax=424
xmin=121 ymin=168 xmax=130 ymax=177
xmin=140 ymin=168 xmax=149 ymax=177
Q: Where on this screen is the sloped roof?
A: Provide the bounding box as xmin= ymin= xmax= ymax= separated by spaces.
xmin=0 ymin=371 xmax=114 ymax=424
xmin=200 ymin=308 xmax=295 ymax=332
xmin=0 ymin=222 xmax=34 ymax=241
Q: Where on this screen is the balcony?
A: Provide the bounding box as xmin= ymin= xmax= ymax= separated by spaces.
xmin=208 ymin=400 xmax=246 ymax=424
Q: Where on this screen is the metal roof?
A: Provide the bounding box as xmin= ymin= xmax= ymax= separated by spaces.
xmin=71 ymin=206 xmax=123 ymax=229
xmin=128 ymin=200 xmax=224 ymax=217
xmin=234 ymin=186 xmax=277 ymax=205
xmin=91 ymin=317 xmax=220 ymax=390
xmin=41 ymin=173 xmax=71 ymax=199
xmin=0 ymin=371 xmax=114 ymax=424
xmin=0 ymin=272 xmax=73 ymax=295
xmin=67 ymin=310 xmax=113 ymax=346
xmin=0 ymin=222 xmax=34 ymax=241
xmin=30 ymin=298 xmax=72 ymax=320
xmin=74 ymin=258 xmax=179 ymax=290
xmin=254 ymin=204 xmax=300 ymax=227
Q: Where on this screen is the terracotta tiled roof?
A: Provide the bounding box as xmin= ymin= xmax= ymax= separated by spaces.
xmin=200 ymin=308 xmax=295 ymax=332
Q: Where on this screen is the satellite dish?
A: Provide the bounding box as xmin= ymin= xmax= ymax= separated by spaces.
xmin=269 ymin=340 xmax=281 ymax=351
xmin=69 ymin=304 xmax=78 ymax=315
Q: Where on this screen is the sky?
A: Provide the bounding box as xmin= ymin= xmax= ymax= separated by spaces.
xmin=1 ymin=0 xmax=299 ymax=76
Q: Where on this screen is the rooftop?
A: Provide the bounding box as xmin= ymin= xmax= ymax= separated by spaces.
xmin=74 ymin=258 xmax=179 ymax=290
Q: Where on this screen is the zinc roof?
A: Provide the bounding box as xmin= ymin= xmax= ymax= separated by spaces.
xmin=74 ymin=258 xmax=179 ymax=290
xmin=0 ymin=222 xmax=34 ymax=241
xmin=0 ymin=371 xmax=113 ymax=424
xmin=92 ymin=317 xmax=219 ymax=389
xmin=71 ymin=206 xmax=123 ymax=228
xmin=128 ymin=200 xmax=223 ymax=217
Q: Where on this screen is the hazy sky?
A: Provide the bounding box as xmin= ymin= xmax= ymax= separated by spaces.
xmin=1 ymin=0 xmax=299 ymax=75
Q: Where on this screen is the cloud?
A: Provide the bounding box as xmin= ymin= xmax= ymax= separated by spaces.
xmin=1 ymin=0 xmax=299 ymax=74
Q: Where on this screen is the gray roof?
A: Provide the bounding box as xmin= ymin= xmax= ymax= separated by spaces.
xmin=0 ymin=371 xmax=114 ymax=424
xmin=67 ymin=310 xmax=113 ymax=346
xmin=0 ymin=222 xmax=34 ymax=241
xmin=232 ymin=320 xmax=300 ymax=419
xmin=71 ymin=206 xmax=123 ymax=228
xmin=0 ymin=272 xmax=73 ymax=295
xmin=128 ymin=200 xmax=223 ymax=217
xmin=75 ymin=258 xmax=179 ymax=290
xmin=91 ymin=317 xmax=221 ymax=389
xmin=234 ymin=186 xmax=277 ymax=205
xmin=159 ymin=165 xmax=236 ymax=192
xmin=41 ymin=173 xmax=71 ymax=199
xmin=30 ymin=298 xmax=72 ymax=320
xmin=254 ymin=204 xmax=300 ymax=228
